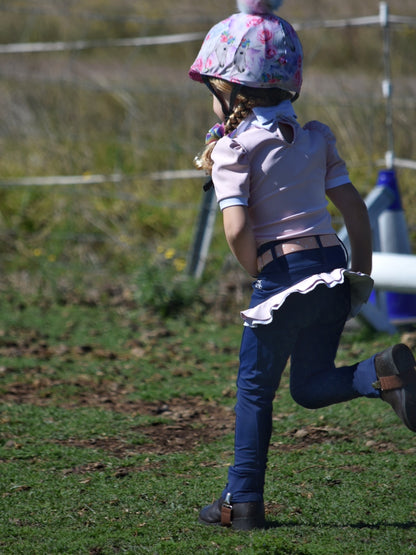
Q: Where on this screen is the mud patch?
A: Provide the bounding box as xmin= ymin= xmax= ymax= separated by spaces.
xmin=275 ymin=425 xmax=416 ymax=455
xmin=53 ymin=396 xmax=234 ymax=457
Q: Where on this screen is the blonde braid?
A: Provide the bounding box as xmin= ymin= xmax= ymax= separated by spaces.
xmin=224 ymin=96 xmax=256 ymax=135
xmin=194 ymin=80 xmax=289 ymax=175
xmin=194 ymin=141 xmax=217 ymax=173
xmin=194 ymin=96 xmax=256 ymax=174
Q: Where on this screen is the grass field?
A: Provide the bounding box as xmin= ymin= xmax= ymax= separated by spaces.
xmin=1 ymin=276 xmax=416 ymax=554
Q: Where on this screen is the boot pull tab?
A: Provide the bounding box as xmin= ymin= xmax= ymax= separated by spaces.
xmin=221 ymin=492 xmax=233 ymax=527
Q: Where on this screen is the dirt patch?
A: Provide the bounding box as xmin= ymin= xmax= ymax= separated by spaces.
xmin=54 ymin=396 xmax=235 ymax=457
xmin=4 ymin=375 xmax=416 ymax=459
xmin=2 ymin=375 xmax=235 ymax=457
xmin=134 ymin=398 xmax=235 ymax=455
xmin=0 ymin=320 xmax=237 ymax=457
xmin=277 ymin=425 xmax=416 ymax=456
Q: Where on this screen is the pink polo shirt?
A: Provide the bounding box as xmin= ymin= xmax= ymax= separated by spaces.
xmin=211 ymin=117 xmax=350 ymax=247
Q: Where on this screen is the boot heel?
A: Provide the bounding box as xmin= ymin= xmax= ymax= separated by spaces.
xmin=231 ymin=500 xmax=265 ymax=530
xmin=232 ymin=514 xmax=265 ymax=530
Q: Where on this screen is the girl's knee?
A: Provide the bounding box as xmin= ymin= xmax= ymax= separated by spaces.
xmin=290 ymin=386 xmax=325 ymax=409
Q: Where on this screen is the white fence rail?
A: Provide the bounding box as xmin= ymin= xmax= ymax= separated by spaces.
xmin=0 ymin=32 xmax=206 ymax=54
xmin=0 ymin=170 xmax=201 ymax=188
xmin=0 ymin=10 xmax=415 ymax=54
xmin=0 ymin=2 xmax=414 ymax=186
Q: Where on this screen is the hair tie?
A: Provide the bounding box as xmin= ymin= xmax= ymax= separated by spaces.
xmin=205 ymin=123 xmax=225 ymax=145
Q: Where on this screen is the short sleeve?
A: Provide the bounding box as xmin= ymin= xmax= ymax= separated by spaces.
xmin=304 ymin=121 xmax=350 ymax=190
xmin=211 ymin=137 xmax=250 ymax=209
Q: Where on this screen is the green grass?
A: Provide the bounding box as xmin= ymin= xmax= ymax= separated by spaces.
xmin=1 ymin=273 xmax=416 ymax=554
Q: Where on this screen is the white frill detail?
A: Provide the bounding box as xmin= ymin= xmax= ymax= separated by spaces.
xmin=241 ymin=269 xmax=374 ymax=328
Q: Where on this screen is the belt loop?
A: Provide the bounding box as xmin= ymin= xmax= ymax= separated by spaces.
xmin=274 ymin=244 xmax=289 ymax=273
xmin=316 ymin=235 xmax=328 ymax=265
xmin=337 ymin=234 xmax=350 ymax=266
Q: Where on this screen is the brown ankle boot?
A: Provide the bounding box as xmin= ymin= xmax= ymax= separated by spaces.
xmin=374 ymin=343 xmax=416 ymax=432
xmin=198 ymin=494 xmax=265 ymax=530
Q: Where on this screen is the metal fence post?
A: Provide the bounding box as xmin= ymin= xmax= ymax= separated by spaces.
xmin=186 ymin=185 xmax=218 ymax=279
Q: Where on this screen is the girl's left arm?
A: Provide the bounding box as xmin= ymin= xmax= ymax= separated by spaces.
xmin=326 ymin=182 xmax=372 ymax=275
xmin=222 ymin=205 xmax=258 ymax=277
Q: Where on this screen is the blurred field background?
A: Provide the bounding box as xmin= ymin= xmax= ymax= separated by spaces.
xmin=0 ymin=0 xmax=415 ymax=291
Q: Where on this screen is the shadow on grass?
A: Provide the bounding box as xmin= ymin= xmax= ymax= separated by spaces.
xmin=265 ymin=519 xmax=416 ymax=530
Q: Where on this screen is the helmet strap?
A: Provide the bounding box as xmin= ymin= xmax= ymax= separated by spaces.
xmin=228 ymin=84 xmax=242 ymax=118
xmin=202 ymin=77 xmax=241 ymax=122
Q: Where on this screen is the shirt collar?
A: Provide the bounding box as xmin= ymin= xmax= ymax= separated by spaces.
xmin=252 ymin=100 xmax=298 ymax=130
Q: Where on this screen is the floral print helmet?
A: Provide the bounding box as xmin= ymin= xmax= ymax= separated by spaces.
xmin=189 ymin=0 xmax=303 ymax=98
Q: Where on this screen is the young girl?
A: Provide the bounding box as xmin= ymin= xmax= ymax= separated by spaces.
xmin=189 ymin=0 xmax=416 ymax=530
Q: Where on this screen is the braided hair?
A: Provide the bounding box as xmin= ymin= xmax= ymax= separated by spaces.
xmin=195 ymin=78 xmax=292 ymax=174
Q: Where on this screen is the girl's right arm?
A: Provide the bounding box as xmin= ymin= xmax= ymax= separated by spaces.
xmin=326 ymin=182 xmax=372 ymax=276
xmin=222 ymin=205 xmax=259 ymax=277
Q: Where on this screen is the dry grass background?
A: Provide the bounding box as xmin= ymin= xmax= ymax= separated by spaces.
xmin=0 ymin=0 xmax=415 ymax=276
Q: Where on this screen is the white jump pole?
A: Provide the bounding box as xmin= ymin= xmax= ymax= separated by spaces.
xmin=372 ymin=253 xmax=416 ymax=294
